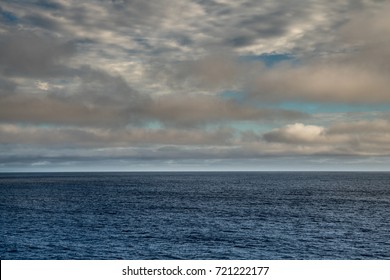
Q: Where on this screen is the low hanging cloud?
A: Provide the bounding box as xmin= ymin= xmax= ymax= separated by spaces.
xmin=2 ymin=119 xmax=390 ymax=158
xmin=263 ymin=123 xmax=326 ymax=144
xmin=0 ymin=124 xmax=235 ymax=147
xmin=262 ymin=120 xmax=390 ymax=156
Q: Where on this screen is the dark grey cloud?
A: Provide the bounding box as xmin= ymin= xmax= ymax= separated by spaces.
xmin=109 ymin=0 xmax=169 ymax=26
xmin=0 ymin=30 xmax=76 ymax=77
xmin=0 ymin=77 xmax=16 ymax=95
xmin=24 ymin=13 xmax=61 ymax=30
xmin=222 ymin=7 xmax=297 ymax=48
xmin=0 ymin=125 xmax=235 ymax=148
xmin=0 ymin=66 xmax=150 ymax=126
xmin=71 ymin=66 xmax=148 ymax=108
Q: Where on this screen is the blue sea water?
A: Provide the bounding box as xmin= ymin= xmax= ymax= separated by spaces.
xmin=0 ymin=172 xmax=389 ymax=259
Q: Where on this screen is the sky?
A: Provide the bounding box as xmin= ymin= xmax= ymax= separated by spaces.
xmin=1 ymin=0 xmax=390 ymax=172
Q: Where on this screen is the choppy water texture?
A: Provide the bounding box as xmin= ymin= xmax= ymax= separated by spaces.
xmin=1 ymin=172 xmax=389 ymax=259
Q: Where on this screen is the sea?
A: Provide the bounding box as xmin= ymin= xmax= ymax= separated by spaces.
xmin=0 ymin=172 xmax=389 ymax=260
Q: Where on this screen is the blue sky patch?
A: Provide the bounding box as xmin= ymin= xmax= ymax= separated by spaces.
xmin=241 ymin=53 xmax=295 ymax=67
xmin=0 ymin=9 xmax=18 ymax=25
xmin=278 ymin=101 xmax=390 ymax=114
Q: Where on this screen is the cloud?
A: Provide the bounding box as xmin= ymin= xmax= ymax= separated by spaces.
xmin=0 ymin=94 xmax=132 ymax=126
xmin=176 ymin=52 xmax=240 ymax=90
xmin=0 ymin=30 xmax=76 ymax=77
xmin=35 ymin=81 xmax=49 ymax=91
xmin=250 ymin=62 xmax=390 ymax=103
xmin=147 ymin=94 xmax=307 ymax=127
xmin=1 ymin=118 xmax=390 ymax=172
xmin=0 ymin=124 xmax=234 ymax=147
xmin=0 ymin=89 xmax=306 ymax=127
xmin=327 ymin=119 xmax=390 ymax=135
xmin=263 ymin=123 xmax=325 ymax=144
xmin=2 ymin=119 xmax=390 ymax=159
xmin=0 ymin=77 xmax=16 ymax=95
xmin=249 ymin=3 xmax=390 ymax=104
xmin=159 ymin=2 xmax=390 ymax=104
xmin=0 ymin=66 xmax=149 ymax=126
xmin=1 ymin=0 xmax=390 ymax=170
xmin=262 ymin=120 xmax=390 ymax=156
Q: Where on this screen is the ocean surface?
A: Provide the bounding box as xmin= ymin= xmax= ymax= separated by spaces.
xmin=0 ymin=172 xmax=389 ymax=259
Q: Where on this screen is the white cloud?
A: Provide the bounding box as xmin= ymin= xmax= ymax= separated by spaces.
xmin=263 ymin=123 xmax=325 ymax=143
xmin=262 ymin=120 xmax=390 ymax=156
xmin=35 ymin=80 xmax=49 ymax=91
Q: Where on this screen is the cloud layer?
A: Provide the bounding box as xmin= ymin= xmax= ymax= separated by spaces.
xmin=1 ymin=0 xmax=389 ymax=170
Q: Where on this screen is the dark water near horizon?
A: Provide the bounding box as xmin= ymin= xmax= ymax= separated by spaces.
xmin=1 ymin=172 xmax=389 ymax=259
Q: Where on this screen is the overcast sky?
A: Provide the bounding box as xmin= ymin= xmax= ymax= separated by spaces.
xmin=1 ymin=0 xmax=390 ymax=171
